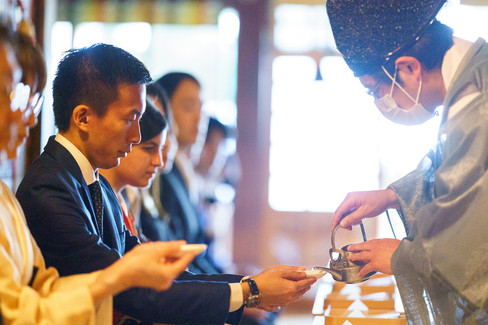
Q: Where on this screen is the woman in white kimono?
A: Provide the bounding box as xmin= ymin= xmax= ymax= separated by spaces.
xmin=0 ymin=27 xmax=195 ymax=324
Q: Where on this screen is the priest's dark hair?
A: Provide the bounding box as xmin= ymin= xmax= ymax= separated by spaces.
xmin=378 ymin=20 xmax=453 ymax=83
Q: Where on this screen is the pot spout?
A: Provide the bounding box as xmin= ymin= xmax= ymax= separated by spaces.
xmin=312 ymin=266 xmax=342 ymax=281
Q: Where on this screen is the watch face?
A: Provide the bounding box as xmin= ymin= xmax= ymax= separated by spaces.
xmin=247 ymin=295 xmax=262 ymax=308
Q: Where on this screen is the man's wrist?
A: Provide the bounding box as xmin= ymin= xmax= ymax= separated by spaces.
xmin=240 ymin=276 xmax=262 ymax=308
xmin=240 ymin=280 xmax=251 ymax=303
xmin=99 ymin=262 xmax=131 ymax=296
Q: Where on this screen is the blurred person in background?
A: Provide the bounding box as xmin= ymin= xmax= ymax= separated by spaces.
xmin=152 ymin=72 xmax=220 ymax=273
xmin=7 ymin=30 xmax=46 ymax=156
xmin=194 ymin=117 xmax=236 ymax=269
xmin=133 ymin=82 xmax=177 ymax=243
xmin=153 ymin=72 xmax=279 ymax=325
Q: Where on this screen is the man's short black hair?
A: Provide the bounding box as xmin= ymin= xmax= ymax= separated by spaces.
xmin=53 ymin=43 xmax=152 ymax=132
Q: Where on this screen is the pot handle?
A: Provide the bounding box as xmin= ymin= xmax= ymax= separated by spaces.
xmin=331 ymin=223 xmax=368 ymax=250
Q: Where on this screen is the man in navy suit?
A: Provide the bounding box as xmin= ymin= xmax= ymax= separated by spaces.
xmin=16 ymin=44 xmax=315 ymax=324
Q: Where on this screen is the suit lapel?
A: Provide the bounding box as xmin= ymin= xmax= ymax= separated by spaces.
xmin=44 ymin=137 xmax=121 ymax=250
xmin=44 ymin=137 xmax=100 ymax=236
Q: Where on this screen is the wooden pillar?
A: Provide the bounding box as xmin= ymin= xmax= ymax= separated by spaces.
xmin=24 ymin=0 xmax=45 ymax=168
xmin=233 ymin=0 xmax=272 ymax=266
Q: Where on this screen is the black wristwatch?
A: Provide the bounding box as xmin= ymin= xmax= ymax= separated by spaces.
xmin=241 ymin=276 xmax=262 ymax=308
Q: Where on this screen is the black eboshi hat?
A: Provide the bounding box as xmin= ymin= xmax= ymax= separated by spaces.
xmin=326 ymin=0 xmax=446 ymax=76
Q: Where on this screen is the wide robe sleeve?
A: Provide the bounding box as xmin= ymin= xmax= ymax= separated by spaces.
xmin=388 ymin=147 xmax=437 ymax=235
xmin=390 ymin=88 xmax=488 ymax=322
xmin=0 ymin=181 xmax=112 ymax=324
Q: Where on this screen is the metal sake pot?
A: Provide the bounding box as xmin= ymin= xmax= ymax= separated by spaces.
xmin=313 ymin=224 xmax=376 ymax=284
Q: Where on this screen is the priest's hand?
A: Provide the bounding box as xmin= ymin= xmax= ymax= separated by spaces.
xmin=332 ymin=189 xmax=400 ymax=230
xmin=347 ymin=238 xmax=400 ymax=277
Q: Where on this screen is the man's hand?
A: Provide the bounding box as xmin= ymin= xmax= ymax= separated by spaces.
xmin=91 ymin=240 xmax=195 ymax=307
xmin=103 ymin=241 xmax=195 ymax=293
xmin=332 ymin=189 xmax=400 ymax=230
xmin=243 ymin=265 xmax=316 ymax=311
xmin=347 ymin=239 xmax=401 ymax=277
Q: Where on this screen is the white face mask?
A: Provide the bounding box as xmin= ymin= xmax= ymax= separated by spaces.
xmin=374 ymin=66 xmax=433 ymax=125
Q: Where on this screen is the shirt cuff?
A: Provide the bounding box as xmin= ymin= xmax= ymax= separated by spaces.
xmin=228 ymin=282 xmax=244 ymax=312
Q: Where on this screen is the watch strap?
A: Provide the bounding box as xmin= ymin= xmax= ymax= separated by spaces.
xmin=240 ymin=276 xmax=262 ymax=308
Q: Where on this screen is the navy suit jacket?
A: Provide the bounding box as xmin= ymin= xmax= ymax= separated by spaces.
xmin=153 ymin=164 xmax=222 ymax=274
xmin=160 ymin=164 xmax=203 ymax=243
xmin=17 ymin=137 xmax=243 ymax=324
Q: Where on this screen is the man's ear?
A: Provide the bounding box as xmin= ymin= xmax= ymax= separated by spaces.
xmin=71 ymin=105 xmax=93 ymax=132
xmin=395 ymin=56 xmax=422 ymax=84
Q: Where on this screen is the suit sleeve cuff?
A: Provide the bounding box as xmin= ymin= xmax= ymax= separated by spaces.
xmin=228 ymin=282 xmax=244 ymax=311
